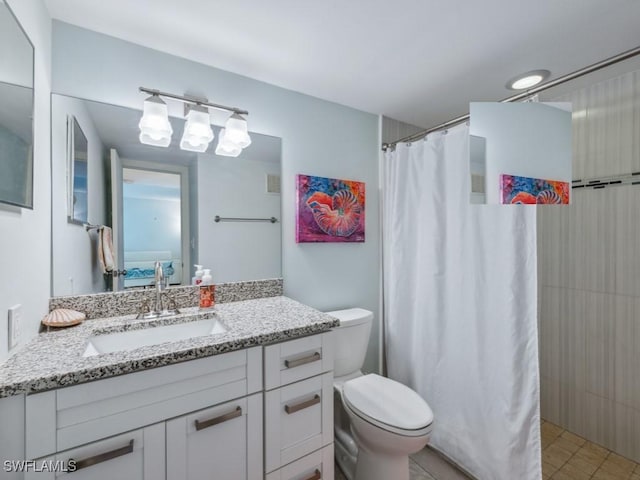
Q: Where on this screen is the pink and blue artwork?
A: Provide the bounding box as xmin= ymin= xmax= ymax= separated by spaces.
xmin=500 ymin=174 xmax=570 ymax=204
xmin=296 ymin=174 xmax=365 ymax=243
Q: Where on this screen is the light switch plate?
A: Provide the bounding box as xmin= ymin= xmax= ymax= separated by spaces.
xmin=8 ymin=304 xmax=22 ymax=350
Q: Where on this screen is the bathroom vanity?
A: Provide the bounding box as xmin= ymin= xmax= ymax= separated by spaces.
xmin=0 ymin=295 xmax=338 ymax=480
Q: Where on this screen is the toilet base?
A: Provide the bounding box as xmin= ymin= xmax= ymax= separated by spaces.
xmin=354 ymin=444 xmax=410 ymax=480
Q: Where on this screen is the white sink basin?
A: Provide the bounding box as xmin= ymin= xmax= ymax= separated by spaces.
xmin=83 ymin=318 xmax=227 ymax=357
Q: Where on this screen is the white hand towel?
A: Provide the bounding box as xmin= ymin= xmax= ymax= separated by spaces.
xmin=98 ymin=226 xmax=115 ymax=274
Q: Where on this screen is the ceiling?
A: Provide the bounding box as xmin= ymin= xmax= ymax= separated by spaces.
xmin=45 ymin=0 xmax=640 ymax=129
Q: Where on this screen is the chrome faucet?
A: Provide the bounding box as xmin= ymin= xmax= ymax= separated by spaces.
xmin=154 ymin=261 xmax=165 ymax=314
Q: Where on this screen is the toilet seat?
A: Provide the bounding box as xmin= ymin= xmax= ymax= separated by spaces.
xmin=343 ymin=374 xmax=433 ymax=437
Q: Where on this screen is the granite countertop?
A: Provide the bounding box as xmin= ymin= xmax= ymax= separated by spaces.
xmin=0 ymin=296 xmax=339 ymax=398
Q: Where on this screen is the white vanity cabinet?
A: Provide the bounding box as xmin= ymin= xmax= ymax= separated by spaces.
xmin=264 ymin=332 xmax=335 ymax=479
xmin=12 ymin=330 xmax=335 ymax=480
xmin=166 ymin=393 xmax=262 ymax=480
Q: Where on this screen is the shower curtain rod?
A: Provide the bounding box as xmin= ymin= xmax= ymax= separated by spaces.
xmin=381 ymin=45 xmax=640 ymax=151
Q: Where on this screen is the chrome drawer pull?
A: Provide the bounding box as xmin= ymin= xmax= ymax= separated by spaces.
xmin=195 ymin=406 xmax=242 ymax=431
xmin=284 ymin=351 xmax=321 ymax=369
xmin=284 ymin=394 xmax=321 ymax=414
xmin=70 ymin=439 xmax=134 ymax=470
xmin=304 ymin=469 xmax=322 ymax=480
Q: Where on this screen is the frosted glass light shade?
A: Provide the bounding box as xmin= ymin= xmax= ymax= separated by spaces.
xmin=139 ymin=95 xmax=173 ymax=147
xmin=215 ymin=128 xmax=242 ymax=157
xmin=180 ymin=107 xmax=214 ymax=152
xmin=224 ymin=113 xmax=251 ymax=148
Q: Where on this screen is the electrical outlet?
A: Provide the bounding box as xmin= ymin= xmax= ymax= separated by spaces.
xmin=8 ymin=304 xmax=22 ymax=350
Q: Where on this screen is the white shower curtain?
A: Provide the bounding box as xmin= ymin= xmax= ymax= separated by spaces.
xmin=383 ymin=125 xmax=541 ymax=480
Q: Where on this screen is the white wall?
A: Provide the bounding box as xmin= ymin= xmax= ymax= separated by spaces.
xmin=198 ymin=153 xmax=281 ymax=282
xmin=51 ymin=22 xmax=381 ymax=372
xmin=0 ymin=2 xmax=34 ymax=87
xmin=470 ymin=102 xmax=572 ymax=204
xmin=0 ymin=0 xmax=51 ymax=362
xmin=51 ymin=94 xmax=107 ymax=296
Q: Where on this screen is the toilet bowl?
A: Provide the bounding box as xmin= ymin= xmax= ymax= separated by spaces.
xmin=327 ymin=308 xmax=434 ymax=480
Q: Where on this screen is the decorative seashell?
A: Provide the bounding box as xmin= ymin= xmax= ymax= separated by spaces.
xmin=42 ymin=308 xmax=86 ymax=328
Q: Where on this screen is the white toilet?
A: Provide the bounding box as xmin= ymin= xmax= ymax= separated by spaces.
xmin=327 ymin=308 xmax=434 ymax=480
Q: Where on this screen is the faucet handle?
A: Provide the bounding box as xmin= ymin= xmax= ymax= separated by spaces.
xmin=135 ymin=298 xmax=152 ymax=319
xmin=162 ymin=291 xmax=181 ymax=315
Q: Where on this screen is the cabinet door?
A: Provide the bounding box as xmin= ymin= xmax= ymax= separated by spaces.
xmin=166 ymin=393 xmax=263 ymax=480
xmin=25 ymin=424 xmax=164 ymax=480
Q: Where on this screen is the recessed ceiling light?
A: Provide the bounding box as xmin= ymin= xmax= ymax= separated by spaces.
xmin=506 ymin=70 xmax=550 ymax=90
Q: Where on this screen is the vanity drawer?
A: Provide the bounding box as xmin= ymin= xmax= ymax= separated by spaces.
xmin=265 ymin=372 xmax=333 ymax=473
xmin=265 ymin=332 xmax=334 ymax=390
xmin=25 ymin=423 xmax=165 ymax=480
xmin=266 ymin=444 xmax=334 ymax=480
xmin=26 ymin=347 xmax=262 ymax=460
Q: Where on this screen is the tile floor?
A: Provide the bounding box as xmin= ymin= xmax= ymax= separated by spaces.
xmin=335 ymin=445 xmax=472 ymax=480
xmin=542 ymin=420 xmax=640 ymax=480
xmin=334 ymin=420 xmax=640 ymax=480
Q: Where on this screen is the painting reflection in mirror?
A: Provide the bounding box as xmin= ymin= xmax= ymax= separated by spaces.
xmin=51 ymin=94 xmax=282 ymax=296
xmin=0 ymin=0 xmax=35 ymax=208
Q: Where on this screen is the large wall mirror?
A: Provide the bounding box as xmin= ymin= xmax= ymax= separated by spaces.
xmin=0 ymin=0 xmax=35 ymax=208
xmin=51 ymin=94 xmax=282 ymax=296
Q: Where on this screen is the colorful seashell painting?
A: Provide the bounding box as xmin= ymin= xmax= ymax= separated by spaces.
xmin=296 ymin=174 xmax=365 ymax=243
xmin=500 ymin=174 xmax=570 ymax=205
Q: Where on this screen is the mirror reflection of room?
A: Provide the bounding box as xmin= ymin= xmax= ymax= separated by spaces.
xmin=469 ymin=102 xmax=573 ymax=205
xmin=0 ymin=0 xmax=34 ymax=208
xmin=51 ymin=94 xmax=282 ymax=296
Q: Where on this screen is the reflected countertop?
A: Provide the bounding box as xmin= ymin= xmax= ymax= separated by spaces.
xmin=0 ymin=296 xmax=339 ymax=398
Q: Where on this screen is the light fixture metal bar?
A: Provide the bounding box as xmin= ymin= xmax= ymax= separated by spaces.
xmin=382 ymin=44 xmax=640 ymax=151
xmin=139 ymin=86 xmax=249 ymax=115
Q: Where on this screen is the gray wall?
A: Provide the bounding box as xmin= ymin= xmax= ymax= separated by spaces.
xmin=537 ymin=65 xmax=640 ymax=462
xmin=51 ymin=22 xmax=381 ymax=372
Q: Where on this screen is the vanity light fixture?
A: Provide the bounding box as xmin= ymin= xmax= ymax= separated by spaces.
xmin=223 ymin=113 xmax=252 ymax=148
xmin=506 ymin=70 xmax=551 ymax=90
xmin=180 ymin=104 xmax=214 ymax=153
xmin=138 ymin=87 xmax=250 ymax=154
xmin=139 ymin=95 xmax=173 ymax=147
xmin=215 ymin=128 xmax=243 ymax=157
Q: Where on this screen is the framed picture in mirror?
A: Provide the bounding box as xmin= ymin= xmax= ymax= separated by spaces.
xmin=67 ymin=115 xmax=89 ymax=224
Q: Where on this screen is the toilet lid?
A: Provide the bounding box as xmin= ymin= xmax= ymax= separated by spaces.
xmin=343 ymin=374 xmax=433 ymax=431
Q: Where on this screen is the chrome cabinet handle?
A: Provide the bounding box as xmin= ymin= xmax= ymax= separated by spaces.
xmin=284 ymin=394 xmax=321 ymax=414
xmin=195 ymin=406 xmax=242 ymax=431
xmin=70 ymin=439 xmax=134 ymax=470
xmin=284 ymin=351 xmax=321 ymax=369
xmin=303 ymin=469 xmax=322 ymax=480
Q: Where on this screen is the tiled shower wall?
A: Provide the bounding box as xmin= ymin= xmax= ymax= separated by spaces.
xmin=537 ymin=68 xmax=640 ymax=462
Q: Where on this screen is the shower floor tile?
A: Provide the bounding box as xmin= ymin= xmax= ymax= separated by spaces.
xmin=542 ymin=419 xmax=640 ymax=480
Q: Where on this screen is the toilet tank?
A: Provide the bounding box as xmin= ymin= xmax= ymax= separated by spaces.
xmin=326 ymin=308 xmax=373 ymax=378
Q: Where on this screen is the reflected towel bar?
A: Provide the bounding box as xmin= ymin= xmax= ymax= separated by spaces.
xmin=214 ymin=216 xmax=278 ymax=223
xmin=84 ymin=224 xmax=103 ymax=232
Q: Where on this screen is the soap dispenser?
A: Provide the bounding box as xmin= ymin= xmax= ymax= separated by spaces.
xmin=193 ymin=265 xmax=204 ymax=285
xmin=199 ymin=269 xmax=215 ymax=309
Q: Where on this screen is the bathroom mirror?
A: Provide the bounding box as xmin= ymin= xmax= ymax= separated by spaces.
xmin=469 ymin=102 xmax=572 ymax=205
xmin=0 ymin=0 xmax=35 ymax=209
xmin=51 ymin=94 xmax=282 ymax=296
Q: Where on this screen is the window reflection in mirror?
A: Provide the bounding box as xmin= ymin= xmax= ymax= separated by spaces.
xmin=51 ymin=94 xmax=282 ymax=296
xmin=0 ymin=0 xmax=35 ymax=208
xmin=68 ymin=117 xmax=89 ymax=223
